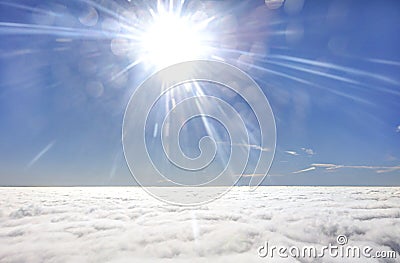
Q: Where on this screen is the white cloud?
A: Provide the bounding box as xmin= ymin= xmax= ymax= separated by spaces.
xmin=217 ymin=142 xmax=270 ymax=152
xmin=311 ymin=163 xmax=342 ymax=170
xmin=243 ymin=144 xmax=270 ymax=152
xmin=284 ymin=148 xmax=315 ymax=157
xmin=301 ymin=147 xmax=315 ymax=155
xmin=297 ymin=163 xmax=400 ymax=173
xmin=285 ymin=150 xmax=299 ymax=156
xmin=239 ymin=173 xmax=265 ymax=178
xmin=376 ymin=166 xmax=400 ymax=173
xmin=396 ymin=125 xmax=400 ymax=133
xmin=0 ymin=187 xmax=399 ymax=262
xmin=292 ymin=166 xmax=316 ymax=174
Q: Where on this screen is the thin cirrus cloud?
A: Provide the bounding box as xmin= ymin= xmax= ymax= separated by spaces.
xmin=216 ymin=142 xmax=271 ymax=152
xmin=284 ymin=150 xmax=299 ymax=156
xmin=26 ymin=140 xmax=56 ymax=168
xmin=292 ymin=166 xmax=316 ymax=174
xmin=285 ymin=147 xmax=315 ymax=156
xmin=293 ymin=163 xmax=400 ymax=174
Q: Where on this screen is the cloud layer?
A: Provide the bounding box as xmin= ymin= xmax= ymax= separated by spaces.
xmin=0 ymin=187 xmax=399 ymax=262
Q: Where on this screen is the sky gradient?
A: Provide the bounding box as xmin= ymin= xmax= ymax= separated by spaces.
xmin=0 ymin=0 xmax=399 ymax=186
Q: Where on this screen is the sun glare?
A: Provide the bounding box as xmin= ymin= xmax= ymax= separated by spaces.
xmin=140 ymin=11 xmax=210 ymax=68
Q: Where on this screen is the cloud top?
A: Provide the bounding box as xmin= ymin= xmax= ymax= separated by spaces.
xmin=0 ymin=187 xmax=399 ymax=262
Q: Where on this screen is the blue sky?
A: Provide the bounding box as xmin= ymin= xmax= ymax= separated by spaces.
xmin=0 ymin=0 xmax=399 ymax=186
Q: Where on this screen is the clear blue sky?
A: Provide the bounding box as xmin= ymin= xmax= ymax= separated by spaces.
xmin=0 ymin=0 xmax=399 ymax=186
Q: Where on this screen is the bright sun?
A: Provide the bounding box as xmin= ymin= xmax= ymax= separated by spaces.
xmin=140 ymin=11 xmax=210 ymax=68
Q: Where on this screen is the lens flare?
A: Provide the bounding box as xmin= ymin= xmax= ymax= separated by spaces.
xmin=139 ymin=8 xmax=211 ymax=68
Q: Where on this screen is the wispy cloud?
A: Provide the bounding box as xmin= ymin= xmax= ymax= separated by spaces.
xmin=285 ymin=150 xmax=299 ymax=156
xmin=27 ymin=141 xmax=56 ymax=168
xmin=293 ymin=166 xmax=316 ymax=174
xmin=243 ymin=144 xmax=270 ymax=152
xmin=294 ymin=163 xmax=400 ymax=174
xmin=312 ymin=163 xmax=340 ymax=169
xmin=285 ymin=147 xmax=315 ymax=156
xmin=368 ymin=58 xmax=400 ymax=67
xmin=239 ymin=173 xmax=265 ymax=178
xmin=396 ymin=125 xmax=400 ymax=133
xmin=216 ymin=142 xmax=270 ymax=152
xmin=301 ymin=148 xmax=315 ymax=155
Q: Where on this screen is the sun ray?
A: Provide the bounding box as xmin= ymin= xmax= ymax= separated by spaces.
xmin=269 ymin=54 xmax=400 ymax=87
xmin=0 ymin=22 xmax=128 ymax=40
